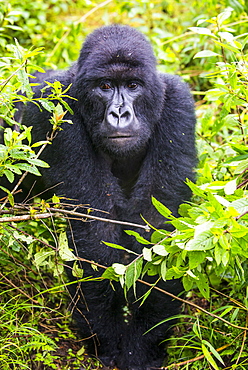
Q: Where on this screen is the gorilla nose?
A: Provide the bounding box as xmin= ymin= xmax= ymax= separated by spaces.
xmin=107 ymin=107 xmax=133 ymax=128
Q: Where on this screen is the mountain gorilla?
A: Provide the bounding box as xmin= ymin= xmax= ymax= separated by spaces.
xmin=10 ymin=25 xmax=196 ymax=369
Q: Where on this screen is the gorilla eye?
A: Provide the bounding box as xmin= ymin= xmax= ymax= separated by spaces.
xmin=127 ymin=82 xmax=138 ymax=90
xmin=100 ymin=82 xmax=112 ymax=90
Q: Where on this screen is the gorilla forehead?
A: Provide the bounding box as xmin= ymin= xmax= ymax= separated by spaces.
xmin=77 ymin=24 xmax=157 ymax=79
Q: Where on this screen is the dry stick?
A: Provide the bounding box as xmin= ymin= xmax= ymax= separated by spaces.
xmin=0 ymin=212 xmax=60 ymax=223
xmin=0 ymin=206 xmax=150 ymax=231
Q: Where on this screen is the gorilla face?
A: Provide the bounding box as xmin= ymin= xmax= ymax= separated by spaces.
xmin=97 ymin=80 xmax=146 ymax=149
xmin=88 ymin=79 xmax=153 ymax=157
xmin=73 ymin=24 xmax=166 ymax=158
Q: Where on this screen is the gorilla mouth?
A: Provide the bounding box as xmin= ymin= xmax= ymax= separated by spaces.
xmin=107 ymin=136 xmax=137 ymax=146
xmin=107 ymin=135 xmax=135 ymax=141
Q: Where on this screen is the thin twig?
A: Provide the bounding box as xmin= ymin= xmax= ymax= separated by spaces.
xmin=0 ymin=205 xmax=150 ymax=231
xmin=0 ymin=271 xmax=39 ymax=304
xmin=0 ymin=212 xmax=60 ymax=223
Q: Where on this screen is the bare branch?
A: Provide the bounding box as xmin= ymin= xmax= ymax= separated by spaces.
xmin=0 ymin=205 xmax=150 ymax=231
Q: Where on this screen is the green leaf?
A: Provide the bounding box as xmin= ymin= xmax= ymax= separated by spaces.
xmin=112 ymin=263 xmax=126 ymax=276
xmin=218 ymin=234 xmax=230 ymax=250
xmin=72 ymin=262 xmax=84 ymax=278
xmin=125 ymin=230 xmax=151 ymax=245
xmin=26 ymin=158 xmax=50 ymax=168
xmin=143 ymin=247 xmax=152 ymax=261
xmin=77 ymin=345 xmax=85 ymax=357
xmin=182 ymin=275 xmax=194 ymax=291
xmin=4 ymin=169 xmax=14 ymax=183
xmin=202 ymin=343 xmax=219 ymax=370
xmin=214 ymin=194 xmax=230 ymax=208
xmin=178 ymin=203 xmax=191 ymax=217
xmin=102 ymin=266 xmax=119 ymax=281
xmin=5 ymin=164 xmax=22 ymax=175
xmin=224 ymin=179 xmax=237 ymax=195
xmin=188 ymin=251 xmax=206 ymax=269
xmin=231 ymin=198 xmax=248 ymax=215
xmin=8 ymin=192 xmax=15 ymax=207
xmin=31 ymin=140 xmax=50 ymax=148
xmin=153 ymin=244 xmax=169 ymax=256
xmin=15 ymin=163 xmax=41 ymax=176
xmin=196 ymin=273 xmax=210 ymax=299
xmin=102 ymin=241 xmax=126 ymax=250
xmin=150 ymin=229 xmax=168 ymax=244
xmin=221 ymin=250 xmax=229 ymax=267
xmin=160 ymin=260 xmax=167 ymax=281
xmin=152 ymin=197 xmax=173 ymax=219
xmin=230 ymin=223 xmax=248 ymax=238
xmin=214 ymin=40 xmax=240 ymax=53
xmin=166 ymin=266 xmax=185 ymax=279
xmin=103 ymin=241 xmax=139 ymax=255
xmin=215 ymin=244 xmax=223 ymax=265
xmin=186 ymin=180 xmax=206 ymax=198
xmin=186 ymin=231 xmax=214 ymax=251
xmin=9 ymin=150 xmax=29 ymax=160
xmin=194 ymin=50 xmax=220 ymax=58
xmin=189 ymin=27 xmax=214 ymax=36
xmin=58 ymin=232 xmax=76 ymax=261
xmin=61 ymin=99 xmax=74 ymax=115
xmin=53 ymin=263 xmax=64 ymax=277
xmin=4 ymin=128 xmax=13 ymax=144
xmin=202 ymin=340 xmax=225 ymax=366
xmin=234 ymin=158 xmax=248 ymax=174
xmin=34 ymin=250 xmax=55 ymax=267
xmin=39 ymin=100 xmax=55 ymax=112
xmin=217 ymin=9 xmax=232 ymax=25
xmin=125 ymin=258 xmax=143 ymax=291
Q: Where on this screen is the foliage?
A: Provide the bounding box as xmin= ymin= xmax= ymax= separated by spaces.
xmin=0 ymin=0 xmax=248 ymax=369
xmin=0 ymin=294 xmax=57 ymax=370
xmin=101 ymin=7 xmax=248 ymax=369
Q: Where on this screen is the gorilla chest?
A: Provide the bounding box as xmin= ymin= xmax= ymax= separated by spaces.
xmin=101 ymin=149 xmax=147 ymax=198
xmin=110 ymin=158 xmax=140 ymax=197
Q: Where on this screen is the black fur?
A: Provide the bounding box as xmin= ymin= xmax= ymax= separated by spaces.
xmin=8 ymin=25 xmax=196 ymax=369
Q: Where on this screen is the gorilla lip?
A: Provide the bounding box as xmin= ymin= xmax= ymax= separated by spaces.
xmin=107 ymin=135 xmax=134 ymax=140
xmin=107 ymin=136 xmax=136 ymax=144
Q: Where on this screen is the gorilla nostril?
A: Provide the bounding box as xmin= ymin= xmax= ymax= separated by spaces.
xmin=121 ymin=111 xmax=130 ymax=119
xmin=111 ymin=111 xmax=119 ymax=119
xmin=108 ymin=110 xmax=132 ymax=127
